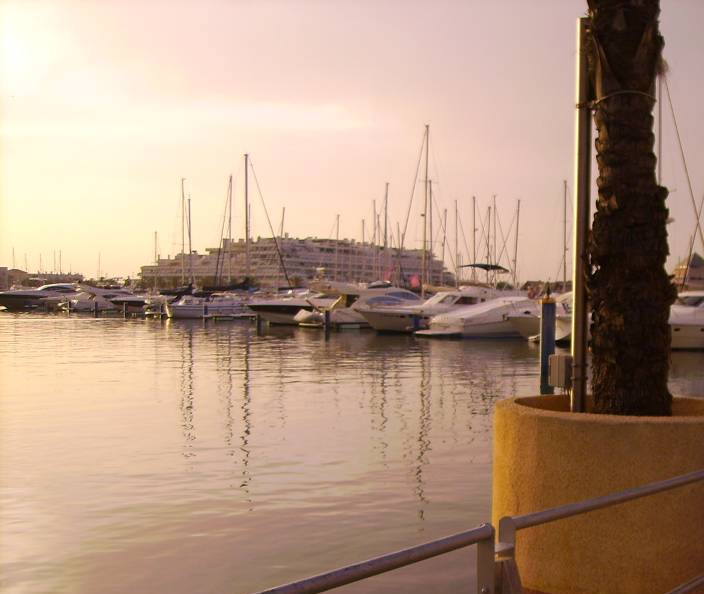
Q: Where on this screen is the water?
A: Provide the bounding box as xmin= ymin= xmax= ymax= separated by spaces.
xmin=0 ymin=315 xmax=701 ymax=594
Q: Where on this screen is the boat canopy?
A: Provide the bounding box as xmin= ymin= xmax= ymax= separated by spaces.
xmin=458 ymin=263 xmax=509 ymax=273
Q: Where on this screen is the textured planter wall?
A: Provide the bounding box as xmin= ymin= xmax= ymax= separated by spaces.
xmin=492 ymin=395 xmax=704 ymax=594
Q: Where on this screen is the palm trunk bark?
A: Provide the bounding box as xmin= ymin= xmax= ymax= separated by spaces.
xmin=587 ymin=0 xmax=676 ymax=415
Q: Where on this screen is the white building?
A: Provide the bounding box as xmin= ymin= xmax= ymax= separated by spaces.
xmin=140 ymin=235 xmax=454 ymax=289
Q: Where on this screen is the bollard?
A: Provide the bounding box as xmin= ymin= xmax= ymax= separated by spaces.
xmin=539 ymin=290 xmax=557 ymax=395
xmin=94 ymin=300 xmax=99 ymax=317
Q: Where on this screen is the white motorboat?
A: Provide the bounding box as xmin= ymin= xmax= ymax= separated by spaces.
xmin=554 ymin=290 xmax=704 ymax=350
xmin=58 ymin=286 xmax=139 ymax=313
xmin=246 ymin=289 xmax=338 ymax=325
xmin=357 ymin=285 xmax=518 ymax=333
xmin=166 ymin=292 xmax=253 ymax=320
xmin=508 ymin=292 xmax=573 ymax=342
xmin=416 ymin=296 xmax=540 ymax=338
xmin=0 ymin=283 xmax=78 ymax=311
xmin=294 ymin=285 xmax=421 ymax=329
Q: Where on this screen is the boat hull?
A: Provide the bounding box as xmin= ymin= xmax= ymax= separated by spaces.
xmin=358 ymin=309 xmax=430 ymax=333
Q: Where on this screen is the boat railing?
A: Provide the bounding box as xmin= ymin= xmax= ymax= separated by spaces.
xmin=247 ymin=468 xmax=704 ymax=594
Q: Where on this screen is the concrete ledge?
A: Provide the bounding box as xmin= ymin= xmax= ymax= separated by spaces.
xmin=492 ymin=395 xmax=704 ymax=594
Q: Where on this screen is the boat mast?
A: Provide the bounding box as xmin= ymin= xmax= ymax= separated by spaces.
xmin=485 ymin=206 xmax=491 ymax=285
xmin=441 ymin=207 xmax=447 ymax=286
xmin=181 ymin=178 xmax=186 ymax=284
xmin=244 ymin=153 xmax=250 ymax=280
xmin=154 ymin=230 xmax=158 ymax=290
xmin=429 ymin=179 xmax=434 ymax=286
xmin=472 ymin=195 xmax=477 ymax=283
xmin=454 ymin=200 xmax=459 ymax=288
xmin=421 ymin=124 xmax=429 ymax=298
xmin=492 ymin=194 xmax=497 ymax=286
xmin=335 ymin=214 xmax=340 ymax=281
xmin=226 ymin=175 xmax=232 ymax=284
xmin=513 ymin=200 xmax=520 ymax=289
xmin=383 ymin=182 xmax=389 ymax=277
xmin=187 ymin=196 xmax=193 ymax=284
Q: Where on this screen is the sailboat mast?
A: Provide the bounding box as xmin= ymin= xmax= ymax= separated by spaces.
xmin=383 ymin=182 xmax=389 ymax=275
xmin=227 ymin=174 xmax=233 ymax=284
xmin=492 ymin=194 xmax=497 ymax=286
xmin=335 ymin=214 xmax=340 ymax=281
xmin=187 ymin=196 xmax=193 ymax=283
xmin=421 ymin=124 xmax=429 ymax=297
xmin=472 ymin=195 xmax=477 ymax=283
xmin=513 ymin=200 xmax=521 ymax=289
xmin=563 ymin=179 xmax=568 ymax=290
xmin=485 ymin=206 xmax=491 ymax=285
xmin=454 ymin=200 xmax=459 ymax=288
xmin=441 ymin=207 xmax=447 ymax=286
xmin=244 ymin=153 xmax=250 ymax=279
xmin=181 ymin=178 xmax=186 ymax=284
xmin=429 ymin=179 xmax=434 ymax=286
xmin=154 ymin=231 xmax=158 ymax=290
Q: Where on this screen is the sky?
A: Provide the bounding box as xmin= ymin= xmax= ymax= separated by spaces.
xmin=1 ymin=0 xmax=703 ymax=282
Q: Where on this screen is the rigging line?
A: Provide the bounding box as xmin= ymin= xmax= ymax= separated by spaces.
xmin=664 ymin=75 xmax=704 ymax=251
xmin=494 ymin=207 xmax=516 ymax=272
xmin=401 ymin=127 xmax=428 ymax=250
xmin=682 ymin=193 xmax=704 ymax=291
xmin=248 ymin=158 xmax=292 ymax=288
xmin=457 ymin=215 xmax=473 ymax=277
xmin=429 ymin=191 xmax=457 ymax=273
xmin=214 ymin=177 xmax=231 ymax=284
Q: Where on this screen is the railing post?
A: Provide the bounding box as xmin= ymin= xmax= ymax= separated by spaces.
xmin=475 ymin=524 xmax=496 ymax=594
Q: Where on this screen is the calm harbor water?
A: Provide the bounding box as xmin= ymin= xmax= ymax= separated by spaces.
xmin=1 ymin=314 xmax=702 ymax=594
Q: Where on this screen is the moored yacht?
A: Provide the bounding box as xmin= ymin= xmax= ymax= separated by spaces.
xmin=0 ymin=283 xmax=78 ymax=311
xmin=247 ymin=289 xmax=338 ymax=325
xmin=357 ymin=285 xmax=518 ymax=333
xmin=59 ymin=286 xmax=137 ymax=313
xmin=508 ymin=292 xmax=573 ymax=342
xmin=416 ymin=296 xmax=539 ymax=338
xmin=553 ymin=290 xmax=704 ymax=349
xmin=166 ymin=292 xmax=253 ymax=319
xmin=294 ymin=284 xmax=421 ymax=329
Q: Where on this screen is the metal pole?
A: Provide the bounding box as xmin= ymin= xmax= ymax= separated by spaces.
xmin=421 ymin=124 xmax=429 ymax=298
xmin=187 ymin=197 xmax=193 ymax=284
xmin=245 ymin=153 xmax=250 ymax=279
xmin=454 ymin=200 xmax=459 ymax=288
xmin=429 ymin=180 xmax=434 ymax=286
xmin=472 ymin=196 xmax=477 ymax=282
xmin=570 ymin=17 xmax=592 ymax=413
xmin=383 ymin=182 xmax=389 ymax=274
xmin=441 ymin=208 xmax=447 ymax=285
xmin=228 ymin=174 xmax=233 ymax=284
xmin=563 ymin=179 xmax=568 ymax=291
xmin=181 ymin=178 xmax=186 ymax=284
xmin=540 ymin=291 xmax=556 ymax=395
xmin=513 ymin=200 xmax=520 ymax=289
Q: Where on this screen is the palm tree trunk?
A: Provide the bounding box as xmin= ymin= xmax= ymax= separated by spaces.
xmin=587 ymin=0 xmax=676 ymax=415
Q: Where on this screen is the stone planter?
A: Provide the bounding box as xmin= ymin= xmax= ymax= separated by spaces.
xmin=492 ymin=395 xmax=704 ymax=594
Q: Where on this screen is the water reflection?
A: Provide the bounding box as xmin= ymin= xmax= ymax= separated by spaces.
xmin=0 ymin=314 xmax=700 ymax=594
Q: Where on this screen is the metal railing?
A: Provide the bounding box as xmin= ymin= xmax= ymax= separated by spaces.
xmin=253 ymin=524 xmax=496 ymax=594
xmin=249 ymin=469 xmax=704 ymax=594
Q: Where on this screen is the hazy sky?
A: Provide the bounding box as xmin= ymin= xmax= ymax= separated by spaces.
xmin=2 ymin=0 xmax=703 ymax=282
